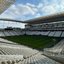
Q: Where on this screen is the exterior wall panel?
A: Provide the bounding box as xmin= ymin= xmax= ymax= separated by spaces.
xmin=0 ymin=0 xmax=15 ymax=14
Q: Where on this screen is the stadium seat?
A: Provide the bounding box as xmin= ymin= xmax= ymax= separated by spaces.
xmin=53 ymin=31 xmax=62 ymax=37
xmin=61 ymin=31 xmax=64 ymax=37
xmin=21 ymin=53 xmax=60 ymax=64
xmin=48 ymin=31 xmax=55 ymax=36
xmin=0 ymin=31 xmax=5 ymax=36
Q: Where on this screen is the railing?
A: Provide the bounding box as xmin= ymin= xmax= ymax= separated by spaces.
xmin=26 ymin=27 xmax=64 ymax=31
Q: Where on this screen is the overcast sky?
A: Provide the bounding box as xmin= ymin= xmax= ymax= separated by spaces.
xmin=0 ymin=0 xmax=64 ymax=28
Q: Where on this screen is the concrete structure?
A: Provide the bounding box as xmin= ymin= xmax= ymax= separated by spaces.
xmin=0 ymin=12 xmax=64 ymax=63
xmin=0 ymin=0 xmax=15 ymax=14
xmin=43 ymin=39 xmax=64 ymax=64
xmin=1 ymin=13 xmax=64 ymax=37
xmin=0 ymin=38 xmax=61 ymax=64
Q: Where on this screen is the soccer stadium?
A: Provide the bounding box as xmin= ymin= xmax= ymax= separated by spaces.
xmin=0 ymin=0 xmax=64 ymax=64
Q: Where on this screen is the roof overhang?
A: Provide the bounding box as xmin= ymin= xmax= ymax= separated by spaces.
xmin=0 ymin=18 xmax=24 ymax=23
xmin=1 ymin=12 xmax=64 ymax=24
xmin=23 ymin=13 xmax=64 ymax=24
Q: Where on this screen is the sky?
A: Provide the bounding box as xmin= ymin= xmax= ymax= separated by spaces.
xmin=0 ymin=0 xmax=64 ymax=28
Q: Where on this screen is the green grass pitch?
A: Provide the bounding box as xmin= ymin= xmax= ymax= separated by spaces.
xmin=3 ymin=35 xmax=61 ymax=50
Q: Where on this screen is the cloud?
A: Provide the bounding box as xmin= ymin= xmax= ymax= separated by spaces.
xmin=0 ymin=4 xmax=37 ymax=28
xmin=35 ymin=13 xmax=41 ymax=17
xmin=37 ymin=3 xmax=43 ymax=8
xmin=9 ymin=3 xmax=37 ymax=15
xmin=1 ymin=0 xmax=64 ymax=19
xmin=0 ymin=3 xmax=38 ymax=28
xmin=15 ymin=4 xmax=35 ymax=15
xmin=0 ymin=3 xmax=38 ymax=19
xmin=0 ymin=0 xmax=64 ymax=28
xmin=41 ymin=4 xmax=57 ymax=15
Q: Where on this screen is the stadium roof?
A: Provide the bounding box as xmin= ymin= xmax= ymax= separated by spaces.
xmin=23 ymin=12 xmax=64 ymax=24
xmin=0 ymin=12 xmax=64 ymax=24
xmin=0 ymin=18 xmax=24 ymax=23
xmin=0 ymin=0 xmax=15 ymax=14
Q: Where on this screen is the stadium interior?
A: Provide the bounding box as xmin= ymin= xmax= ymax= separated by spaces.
xmin=0 ymin=0 xmax=64 ymax=64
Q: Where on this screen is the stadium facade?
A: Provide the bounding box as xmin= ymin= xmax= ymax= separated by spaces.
xmin=0 ymin=1 xmax=64 ymax=63
xmin=20 ymin=13 xmax=64 ymax=37
xmin=0 ymin=0 xmax=15 ymax=14
xmin=0 ymin=13 xmax=64 ymax=37
xmin=24 ymin=13 xmax=64 ymax=30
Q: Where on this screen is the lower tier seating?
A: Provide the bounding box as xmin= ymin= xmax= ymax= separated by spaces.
xmin=0 ymin=38 xmax=61 ymax=64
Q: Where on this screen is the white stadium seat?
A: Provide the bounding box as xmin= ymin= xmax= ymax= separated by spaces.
xmin=53 ymin=31 xmax=62 ymax=37
xmin=48 ymin=31 xmax=55 ymax=36
xmin=40 ymin=31 xmax=46 ymax=35
xmin=61 ymin=31 xmax=64 ymax=37
xmin=0 ymin=31 xmax=5 ymax=36
xmin=0 ymin=38 xmax=61 ymax=64
xmin=43 ymin=31 xmax=50 ymax=35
